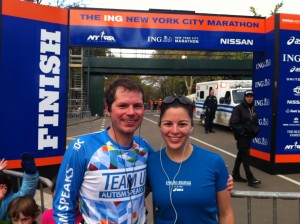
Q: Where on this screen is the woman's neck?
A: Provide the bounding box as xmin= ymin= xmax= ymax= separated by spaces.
xmin=166 ymin=143 xmax=193 ymax=163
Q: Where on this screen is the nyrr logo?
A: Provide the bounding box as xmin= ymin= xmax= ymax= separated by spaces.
xmin=87 ymin=31 xmax=116 ymax=42
xmin=293 ymin=86 xmax=300 ymax=96
xmin=284 ymin=142 xmax=300 ymax=151
xmin=287 ymin=36 xmax=300 ymax=45
xmin=147 ymin=36 xmax=172 ymax=43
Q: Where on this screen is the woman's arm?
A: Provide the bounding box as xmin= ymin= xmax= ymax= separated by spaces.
xmin=217 ymin=189 xmax=235 ymax=224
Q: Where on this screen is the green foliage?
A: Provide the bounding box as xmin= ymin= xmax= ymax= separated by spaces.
xmin=271 ymin=1 xmax=284 ymax=15
xmin=250 ymin=1 xmax=284 ymax=17
xmin=249 ymin=6 xmax=261 ymax=17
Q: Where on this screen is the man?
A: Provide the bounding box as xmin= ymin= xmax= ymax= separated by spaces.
xmin=53 ymin=78 xmax=233 ymax=223
xmin=230 ymin=90 xmax=261 ymax=187
xmin=203 ymin=89 xmax=217 ymax=134
xmin=53 ymin=78 xmax=153 ymax=223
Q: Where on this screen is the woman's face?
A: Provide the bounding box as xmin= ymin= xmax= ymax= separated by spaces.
xmin=160 ymin=107 xmax=192 ymax=152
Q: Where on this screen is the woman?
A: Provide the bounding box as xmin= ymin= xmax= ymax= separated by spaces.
xmin=147 ymin=96 xmax=235 ymax=224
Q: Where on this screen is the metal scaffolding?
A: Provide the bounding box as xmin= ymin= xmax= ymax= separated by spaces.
xmin=68 ymin=48 xmax=89 ymax=113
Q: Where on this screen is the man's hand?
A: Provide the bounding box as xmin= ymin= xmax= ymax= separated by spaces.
xmin=0 ymin=159 xmax=8 ymax=171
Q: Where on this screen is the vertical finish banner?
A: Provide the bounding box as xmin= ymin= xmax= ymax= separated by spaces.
xmin=250 ymin=16 xmax=275 ymax=162
xmin=275 ymin=14 xmax=300 ymax=163
xmin=0 ymin=0 xmax=68 ymax=168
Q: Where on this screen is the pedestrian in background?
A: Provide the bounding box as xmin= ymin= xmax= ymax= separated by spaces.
xmin=157 ymin=98 xmax=163 ymax=112
xmin=150 ymin=99 xmax=154 ymax=112
xmin=230 ymin=90 xmax=261 ymax=186
xmin=203 ymin=89 xmax=217 ymax=134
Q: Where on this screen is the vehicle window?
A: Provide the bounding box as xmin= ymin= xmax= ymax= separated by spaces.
xmin=224 ymin=91 xmax=231 ymax=104
xmin=200 ymin=91 xmax=204 ymax=99
xmin=232 ymin=89 xmax=249 ymax=104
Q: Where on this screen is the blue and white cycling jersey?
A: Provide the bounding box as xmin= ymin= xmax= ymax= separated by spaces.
xmin=53 ymin=127 xmax=153 ymax=224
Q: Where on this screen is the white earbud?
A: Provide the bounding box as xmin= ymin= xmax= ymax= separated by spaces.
xmin=190 ymin=127 xmax=193 ymax=133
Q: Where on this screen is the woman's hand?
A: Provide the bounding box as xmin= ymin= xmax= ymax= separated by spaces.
xmin=0 ymin=159 xmax=8 ymax=171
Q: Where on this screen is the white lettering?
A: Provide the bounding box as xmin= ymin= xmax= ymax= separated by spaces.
xmin=38 ymin=29 xmax=61 ymax=150
xmin=220 ymin=38 xmax=253 ymax=45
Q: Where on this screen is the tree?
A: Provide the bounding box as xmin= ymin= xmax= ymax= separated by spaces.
xmin=250 ymin=1 xmax=284 ymax=17
xmin=23 ymin=0 xmax=86 ymax=8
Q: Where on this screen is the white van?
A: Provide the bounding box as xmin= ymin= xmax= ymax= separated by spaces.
xmin=195 ymin=80 xmax=252 ymax=127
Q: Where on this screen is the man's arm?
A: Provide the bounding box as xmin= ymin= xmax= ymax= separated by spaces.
xmin=203 ymin=97 xmax=208 ymax=109
xmin=230 ymin=106 xmax=246 ymax=137
xmin=53 ymin=139 xmax=86 ymax=223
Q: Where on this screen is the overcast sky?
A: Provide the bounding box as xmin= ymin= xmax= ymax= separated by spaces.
xmin=85 ymin=0 xmax=300 ymax=17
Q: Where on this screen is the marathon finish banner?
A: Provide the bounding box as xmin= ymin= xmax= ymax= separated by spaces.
xmin=69 ymin=9 xmax=266 ymax=51
xmin=1 ymin=0 xmax=300 ymax=173
xmin=0 ymin=0 xmax=68 ymax=168
xmin=275 ymin=14 xmax=300 ymax=163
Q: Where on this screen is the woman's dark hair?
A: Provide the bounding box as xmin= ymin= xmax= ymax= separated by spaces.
xmin=159 ymin=96 xmax=194 ymax=127
xmin=105 ymin=78 xmax=144 ymax=112
xmin=0 ymin=171 xmax=12 ymax=196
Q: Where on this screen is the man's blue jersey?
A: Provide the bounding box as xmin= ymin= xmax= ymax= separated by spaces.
xmin=53 ymin=128 xmax=154 ymax=224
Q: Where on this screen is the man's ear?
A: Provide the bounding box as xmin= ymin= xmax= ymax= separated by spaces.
xmin=105 ymin=103 xmax=111 ymax=117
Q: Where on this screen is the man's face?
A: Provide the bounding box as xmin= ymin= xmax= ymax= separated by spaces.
xmin=245 ymin=94 xmax=254 ymax=104
xmin=210 ymin=89 xmax=214 ymax=96
xmin=107 ymin=87 xmax=144 ymax=138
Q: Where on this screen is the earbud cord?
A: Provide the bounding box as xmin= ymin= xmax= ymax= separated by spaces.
xmin=110 ymin=119 xmax=139 ymax=224
xmin=159 ymin=140 xmax=188 ymax=224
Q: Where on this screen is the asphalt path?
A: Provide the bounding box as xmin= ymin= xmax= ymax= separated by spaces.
xmin=67 ymin=113 xmax=300 ymax=224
